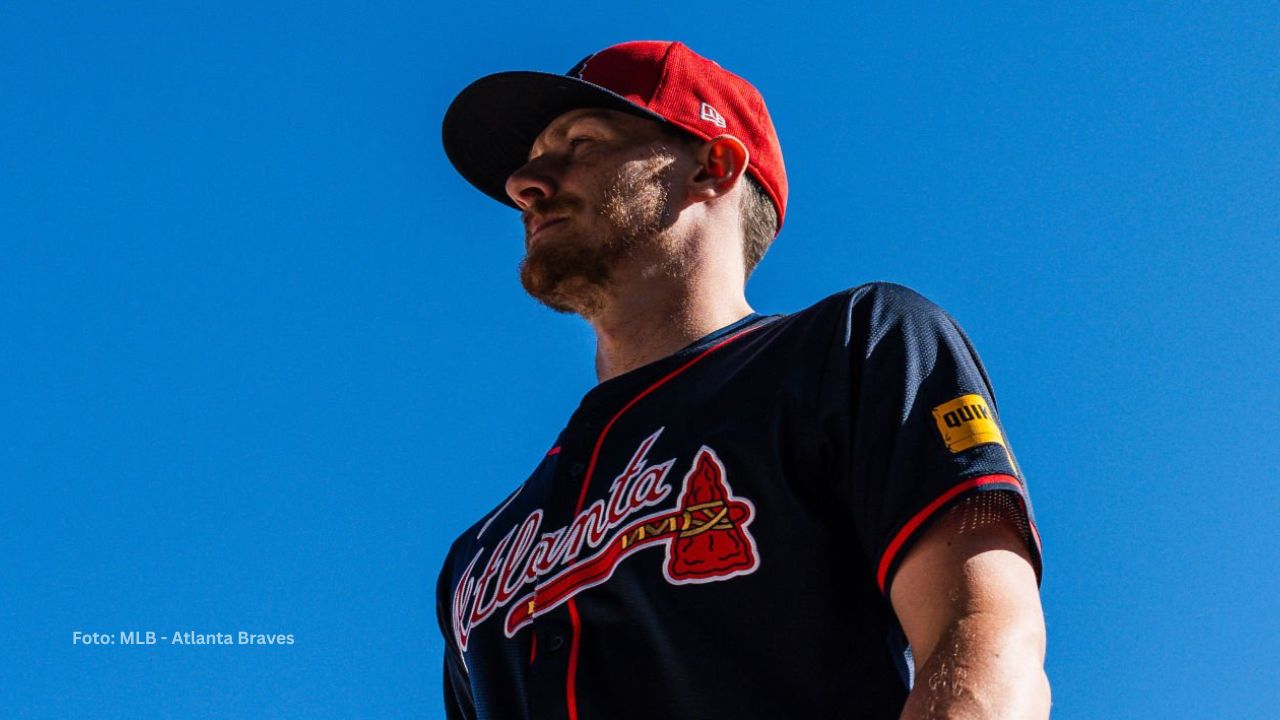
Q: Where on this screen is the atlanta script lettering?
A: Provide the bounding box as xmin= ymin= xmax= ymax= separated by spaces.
xmin=451 ymin=428 xmax=760 ymax=653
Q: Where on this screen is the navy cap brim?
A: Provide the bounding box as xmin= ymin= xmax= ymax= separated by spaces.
xmin=442 ymin=71 xmax=665 ymax=209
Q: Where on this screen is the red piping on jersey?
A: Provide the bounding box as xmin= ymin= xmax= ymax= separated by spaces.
xmin=566 ymin=600 xmax=583 ymax=719
xmin=557 ymin=320 xmax=769 ymax=720
xmin=875 ymin=473 xmax=1038 ymax=594
xmin=570 ymin=323 xmax=769 ymax=516
xmin=547 ymin=446 xmax=561 ymax=456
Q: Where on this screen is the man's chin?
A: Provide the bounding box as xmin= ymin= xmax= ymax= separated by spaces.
xmin=519 ymin=242 xmax=614 ymax=317
xmin=519 ymin=264 xmax=607 ymax=317
xmin=535 ymin=282 xmax=607 ymax=317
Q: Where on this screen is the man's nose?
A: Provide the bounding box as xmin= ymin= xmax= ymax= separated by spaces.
xmin=505 ymin=158 xmax=557 ymax=209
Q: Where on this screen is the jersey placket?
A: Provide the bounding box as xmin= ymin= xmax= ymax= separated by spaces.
xmin=525 ymin=411 xmax=603 ymax=720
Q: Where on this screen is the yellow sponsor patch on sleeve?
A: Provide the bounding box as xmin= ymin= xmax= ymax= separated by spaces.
xmin=931 ymin=394 xmax=1005 ymax=453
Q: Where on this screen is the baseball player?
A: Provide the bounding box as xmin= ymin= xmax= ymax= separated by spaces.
xmin=436 ymin=41 xmax=1048 ymax=719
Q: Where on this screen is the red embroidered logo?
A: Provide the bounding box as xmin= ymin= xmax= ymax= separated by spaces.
xmin=451 ymin=429 xmax=759 ymax=652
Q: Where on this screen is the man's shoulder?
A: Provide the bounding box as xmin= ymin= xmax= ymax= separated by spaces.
xmin=738 ymin=282 xmax=952 ymax=365
xmin=788 ymin=281 xmax=952 ymax=332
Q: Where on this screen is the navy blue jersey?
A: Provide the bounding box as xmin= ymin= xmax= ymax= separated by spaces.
xmin=436 ymin=283 xmax=1042 ymax=720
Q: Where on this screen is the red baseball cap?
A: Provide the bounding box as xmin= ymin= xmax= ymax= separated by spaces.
xmin=442 ymin=41 xmax=788 ymax=232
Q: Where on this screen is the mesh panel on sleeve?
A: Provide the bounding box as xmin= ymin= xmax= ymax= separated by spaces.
xmin=956 ymin=490 xmax=1032 ymax=548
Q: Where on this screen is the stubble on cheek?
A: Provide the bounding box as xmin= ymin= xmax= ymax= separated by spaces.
xmin=599 ymin=153 xmax=674 ymax=242
xmin=518 ymin=151 xmax=677 ymax=316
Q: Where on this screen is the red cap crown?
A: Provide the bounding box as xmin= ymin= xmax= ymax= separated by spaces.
xmin=572 ymin=41 xmax=788 ymax=230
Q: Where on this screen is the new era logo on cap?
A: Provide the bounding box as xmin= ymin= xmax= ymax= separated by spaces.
xmin=700 ymin=102 xmax=726 ymax=129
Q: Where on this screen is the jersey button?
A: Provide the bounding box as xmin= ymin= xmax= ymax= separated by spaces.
xmin=569 ymin=462 xmax=585 ymax=478
xmin=549 ymin=635 xmax=565 ymax=652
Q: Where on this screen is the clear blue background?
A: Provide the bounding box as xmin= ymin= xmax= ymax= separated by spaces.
xmin=3 ymin=2 xmax=1277 ymax=718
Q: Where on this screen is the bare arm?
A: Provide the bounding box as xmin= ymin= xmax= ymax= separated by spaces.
xmin=890 ymin=493 xmax=1050 ymax=719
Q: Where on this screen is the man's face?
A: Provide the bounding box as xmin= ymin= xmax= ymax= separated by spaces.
xmin=504 ymin=109 xmax=692 ymax=316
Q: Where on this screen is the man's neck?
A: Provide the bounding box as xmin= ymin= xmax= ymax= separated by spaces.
xmin=587 ymin=262 xmax=753 ymax=383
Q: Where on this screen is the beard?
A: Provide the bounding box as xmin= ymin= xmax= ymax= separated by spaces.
xmin=518 ymin=155 xmax=673 ymax=317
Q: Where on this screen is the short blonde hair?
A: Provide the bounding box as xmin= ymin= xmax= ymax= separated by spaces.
xmin=740 ymin=174 xmax=778 ymax=278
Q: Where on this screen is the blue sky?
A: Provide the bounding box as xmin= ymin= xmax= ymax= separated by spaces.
xmin=2 ymin=2 xmax=1277 ymax=718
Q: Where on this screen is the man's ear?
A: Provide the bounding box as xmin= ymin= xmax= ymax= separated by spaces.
xmin=687 ymin=135 xmax=750 ymax=201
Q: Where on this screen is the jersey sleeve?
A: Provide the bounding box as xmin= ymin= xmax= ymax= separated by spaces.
xmin=437 ymin=558 xmax=476 ymax=720
xmin=817 ymin=283 xmax=1042 ymax=595
xmin=442 ymin=651 xmax=475 ymax=720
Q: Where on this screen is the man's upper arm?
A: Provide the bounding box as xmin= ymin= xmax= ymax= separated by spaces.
xmin=890 ymin=491 xmax=1044 ymax=668
xmin=889 ymin=492 xmax=1048 ymax=716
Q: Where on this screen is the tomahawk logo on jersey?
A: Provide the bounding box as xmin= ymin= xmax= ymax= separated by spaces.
xmin=437 ymin=283 xmax=1042 ymax=720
